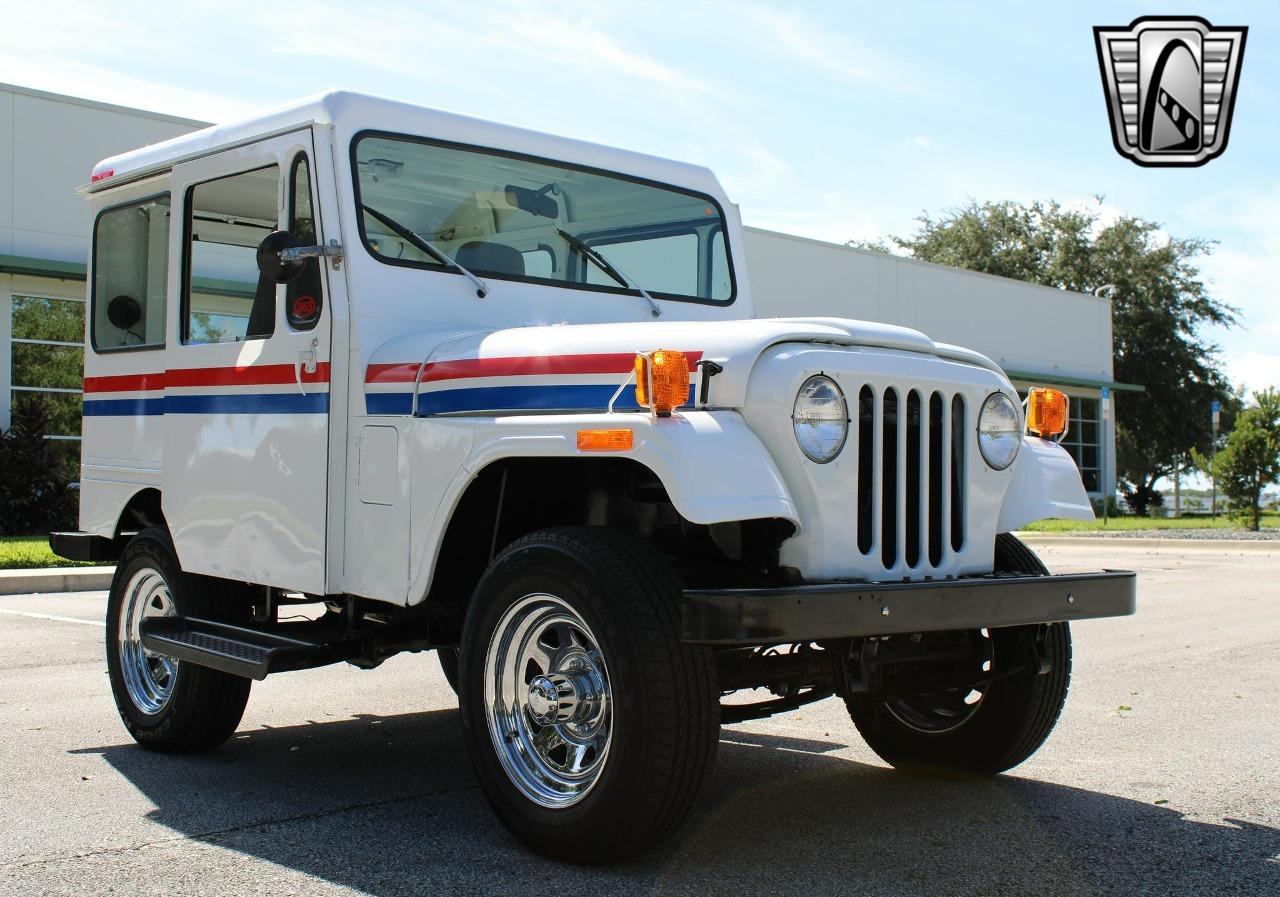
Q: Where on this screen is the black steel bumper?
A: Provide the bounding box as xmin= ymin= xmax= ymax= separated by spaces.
xmin=49 ymin=531 xmax=119 ymax=563
xmin=682 ymin=570 xmax=1136 ymax=645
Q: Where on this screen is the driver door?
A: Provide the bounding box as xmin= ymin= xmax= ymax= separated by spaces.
xmin=163 ymin=130 xmax=334 ymax=594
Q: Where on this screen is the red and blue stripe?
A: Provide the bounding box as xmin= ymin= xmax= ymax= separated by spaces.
xmin=82 ymin=363 xmax=331 ymax=416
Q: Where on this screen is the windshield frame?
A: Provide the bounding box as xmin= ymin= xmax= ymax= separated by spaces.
xmin=348 ymin=129 xmax=738 ymax=307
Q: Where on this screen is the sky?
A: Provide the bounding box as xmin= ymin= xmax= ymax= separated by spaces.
xmin=2 ymin=0 xmax=1276 ymax=395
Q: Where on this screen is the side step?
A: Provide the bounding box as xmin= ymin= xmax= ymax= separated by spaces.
xmin=139 ymin=617 xmax=358 ymax=680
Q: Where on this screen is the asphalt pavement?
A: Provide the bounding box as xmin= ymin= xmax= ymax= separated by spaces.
xmin=1 ymin=541 xmax=1277 ymax=896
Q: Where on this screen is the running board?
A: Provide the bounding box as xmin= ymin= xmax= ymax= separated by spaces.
xmin=138 ymin=617 xmax=357 ymax=680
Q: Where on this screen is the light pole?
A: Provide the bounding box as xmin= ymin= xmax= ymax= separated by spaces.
xmin=1094 ymin=285 xmax=1117 ymax=519
xmin=1211 ymin=400 xmax=1221 ymax=519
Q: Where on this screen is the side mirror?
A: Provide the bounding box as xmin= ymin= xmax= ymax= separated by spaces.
xmin=106 ymin=294 xmax=142 ymax=331
xmin=256 ymin=230 xmax=306 ymax=283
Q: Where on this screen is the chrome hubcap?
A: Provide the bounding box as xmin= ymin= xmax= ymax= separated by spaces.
xmin=484 ymin=594 xmax=612 ymax=808
xmin=117 ymin=566 xmax=178 ymax=715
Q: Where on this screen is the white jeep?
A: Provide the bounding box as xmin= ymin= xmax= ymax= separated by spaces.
xmin=53 ymin=90 xmax=1134 ymax=862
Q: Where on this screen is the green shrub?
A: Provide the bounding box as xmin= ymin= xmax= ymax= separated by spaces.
xmin=0 ymin=397 xmax=79 ymax=536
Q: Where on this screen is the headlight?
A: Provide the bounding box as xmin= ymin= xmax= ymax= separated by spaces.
xmin=793 ymin=375 xmax=848 ymax=463
xmin=978 ymin=392 xmax=1021 ymax=470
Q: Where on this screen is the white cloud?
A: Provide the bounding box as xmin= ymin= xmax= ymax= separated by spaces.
xmin=1177 ymin=183 xmax=1280 ymax=393
xmin=736 ymin=5 xmax=927 ymax=94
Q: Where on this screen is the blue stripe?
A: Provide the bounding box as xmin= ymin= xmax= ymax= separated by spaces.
xmin=365 ymin=392 xmax=415 ymax=415
xmin=83 ymin=397 xmax=166 ymax=417
xmin=82 ymin=393 xmax=329 ymax=416
xmin=165 ymin=392 xmax=329 ymax=414
xmin=411 ymin=384 xmax=696 ymax=416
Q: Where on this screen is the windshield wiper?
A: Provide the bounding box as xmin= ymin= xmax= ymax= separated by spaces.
xmin=556 ymin=228 xmax=662 ymax=318
xmin=361 ymin=203 xmax=488 ymax=298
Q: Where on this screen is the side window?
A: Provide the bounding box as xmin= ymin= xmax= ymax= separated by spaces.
xmin=184 ymin=165 xmax=280 ymax=344
xmin=709 ymin=230 xmax=732 ymax=301
xmin=585 ymin=232 xmax=699 ymax=296
xmin=286 ymin=155 xmax=323 ymax=330
xmin=91 ymin=195 xmax=169 ymax=351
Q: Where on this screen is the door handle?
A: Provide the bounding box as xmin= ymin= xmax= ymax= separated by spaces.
xmin=295 ymin=337 xmax=319 ymax=394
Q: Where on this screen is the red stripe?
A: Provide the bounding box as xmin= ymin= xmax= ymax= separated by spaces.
xmin=365 ymin=362 xmax=423 ymax=384
xmin=83 ymin=372 xmax=165 ymax=393
xmin=83 ymin=363 xmax=330 ymax=393
xmin=366 ymin=351 xmax=704 ymax=385
xmin=165 ymin=362 xmax=330 ymax=388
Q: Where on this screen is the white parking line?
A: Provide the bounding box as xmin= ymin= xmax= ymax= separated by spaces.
xmin=0 ymin=608 xmax=105 ymax=627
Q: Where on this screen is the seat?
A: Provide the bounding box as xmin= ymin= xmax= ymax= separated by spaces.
xmin=455 ymin=241 xmax=525 ymax=277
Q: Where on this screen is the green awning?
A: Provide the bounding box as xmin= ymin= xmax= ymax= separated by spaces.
xmin=0 ymin=253 xmax=86 ymax=281
xmin=1 ymin=254 xmax=252 ymax=298
xmin=1005 ymin=369 xmax=1145 ymax=393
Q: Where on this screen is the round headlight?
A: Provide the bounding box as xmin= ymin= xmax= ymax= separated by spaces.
xmin=978 ymin=392 xmax=1022 ymax=470
xmin=793 ymin=375 xmax=848 ymax=463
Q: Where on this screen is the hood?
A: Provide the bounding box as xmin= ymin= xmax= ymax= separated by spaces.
xmin=362 ymin=317 xmax=1003 ymax=415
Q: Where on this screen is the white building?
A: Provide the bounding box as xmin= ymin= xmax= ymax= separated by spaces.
xmin=1 ymin=82 xmax=1136 ymax=499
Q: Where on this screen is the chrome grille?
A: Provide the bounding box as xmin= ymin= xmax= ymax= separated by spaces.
xmin=855 ymin=386 xmax=966 ymax=574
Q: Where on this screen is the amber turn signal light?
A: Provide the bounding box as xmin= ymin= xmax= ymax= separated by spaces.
xmin=577 ymin=429 xmax=634 ymax=452
xmin=1026 ymin=387 xmax=1069 ymax=439
xmin=634 ymin=350 xmax=691 ymax=417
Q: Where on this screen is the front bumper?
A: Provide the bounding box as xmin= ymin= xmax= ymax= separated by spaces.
xmin=682 ymin=570 xmax=1135 ymax=645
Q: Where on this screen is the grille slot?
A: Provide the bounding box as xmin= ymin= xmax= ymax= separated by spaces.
xmin=854 ymin=386 xmax=965 ymax=573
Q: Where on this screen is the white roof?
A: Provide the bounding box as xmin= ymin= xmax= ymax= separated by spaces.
xmin=88 ymin=89 xmax=726 ymax=199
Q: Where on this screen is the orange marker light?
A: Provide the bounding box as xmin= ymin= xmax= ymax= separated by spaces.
xmin=577 ymin=429 xmax=634 ymax=452
xmin=634 ymin=350 xmax=691 ymax=417
xmin=1026 ymin=387 xmax=1069 ymax=439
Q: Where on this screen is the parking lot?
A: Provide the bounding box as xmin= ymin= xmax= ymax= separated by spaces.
xmin=1 ymin=540 xmax=1277 ymax=896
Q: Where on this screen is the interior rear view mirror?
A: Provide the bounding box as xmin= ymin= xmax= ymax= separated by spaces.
xmin=256 ymin=230 xmax=306 ymax=283
xmin=106 ymin=294 xmax=142 ymax=331
xmin=504 ymin=184 xmax=559 ymax=219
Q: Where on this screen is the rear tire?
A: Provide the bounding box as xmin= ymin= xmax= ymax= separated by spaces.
xmin=846 ymin=533 xmax=1072 ymax=775
xmin=458 ymin=526 xmax=718 ymax=862
xmin=105 ymin=527 xmax=253 ymax=753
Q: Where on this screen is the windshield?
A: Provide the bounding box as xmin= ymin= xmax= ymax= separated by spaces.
xmin=352 ymin=133 xmax=735 ymax=304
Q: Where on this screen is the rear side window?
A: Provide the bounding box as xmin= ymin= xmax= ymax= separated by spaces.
xmin=91 ymin=195 xmax=170 ymax=351
xmin=184 ymin=165 xmax=280 ymax=344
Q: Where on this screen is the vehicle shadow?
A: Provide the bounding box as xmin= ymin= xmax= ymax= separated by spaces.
xmin=76 ymin=709 xmax=1278 ymax=897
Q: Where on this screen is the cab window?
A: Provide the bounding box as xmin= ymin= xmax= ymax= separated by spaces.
xmin=183 ymin=165 xmax=280 ymax=344
xmin=91 ymin=194 xmax=170 ymax=351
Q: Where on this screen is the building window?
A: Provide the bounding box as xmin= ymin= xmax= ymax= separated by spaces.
xmin=10 ymin=294 xmax=85 ymax=441
xmin=1060 ymin=396 xmax=1100 ymax=492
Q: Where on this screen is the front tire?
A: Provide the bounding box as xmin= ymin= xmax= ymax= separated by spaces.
xmin=105 ymin=527 xmax=252 ymax=752
xmin=458 ymin=527 xmax=718 ymax=862
xmin=846 ymin=533 xmax=1072 ymax=775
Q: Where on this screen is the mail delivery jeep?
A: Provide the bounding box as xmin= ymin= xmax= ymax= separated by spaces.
xmin=54 ymin=90 xmax=1134 ymax=862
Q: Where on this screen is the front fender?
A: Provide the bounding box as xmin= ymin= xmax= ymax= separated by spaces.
xmin=461 ymin=410 xmax=798 ymax=525
xmin=405 ymin=410 xmax=797 ymax=605
xmin=997 ymin=436 xmax=1094 ymax=533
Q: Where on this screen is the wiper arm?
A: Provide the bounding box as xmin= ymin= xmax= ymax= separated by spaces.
xmin=361 ymin=203 xmax=488 ymax=298
xmin=556 ymin=228 xmax=662 ymax=318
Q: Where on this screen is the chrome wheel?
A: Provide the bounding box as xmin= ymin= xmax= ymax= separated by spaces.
xmin=117 ymin=566 xmax=178 ymax=715
xmin=484 ymin=593 xmax=612 ymax=809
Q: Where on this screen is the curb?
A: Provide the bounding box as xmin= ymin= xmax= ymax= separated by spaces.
xmin=0 ymin=566 xmax=115 ymax=596
xmin=1016 ymin=534 xmax=1280 ymax=553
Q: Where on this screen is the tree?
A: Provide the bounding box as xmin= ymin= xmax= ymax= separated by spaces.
xmin=1194 ymin=389 xmax=1280 ymax=531
xmin=894 ymin=199 xmax=1237 ymax=515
